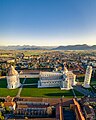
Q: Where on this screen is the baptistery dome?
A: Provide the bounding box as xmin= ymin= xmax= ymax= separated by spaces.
xmin=7 ymin=66 xmax=21 ymax=89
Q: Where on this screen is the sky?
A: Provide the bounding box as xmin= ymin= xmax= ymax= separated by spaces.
xmin=0 ymin=0 xmax=96 ymax=46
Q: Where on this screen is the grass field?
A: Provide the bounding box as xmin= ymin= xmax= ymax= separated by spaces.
xmin=24 ymin=78 xmax=39 ymax=84
xmin=20 ymin=78 xmax=25 ymax=84
xmin=76 ymin=77 xmax=96 ymax=85
xmin=91 ymin=77 xmax=96 ymax=85
xmin=22 ymin=50 xmax=49 ymax=56
xmin=0 ymin=88 xmax=18 ymax=97
xmin=0 ymin=78 xmax=7 ymax=88
xmin=0 ymin=78 xmax=87 ymax=98
xmin=21 ymin=87 xmax=84 ymax=98
xmin=0 ymin=78 xmax=18 ymax=97
xmin=21 ymin=87 xmax=74 ymax=98
xmin=76 ymin=77 xmax=84 ymax=82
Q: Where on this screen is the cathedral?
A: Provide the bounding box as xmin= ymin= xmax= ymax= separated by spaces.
xmin=6 ymin=66 xmax=21 ymax=89
xmin=38 ymin=67 xmax=77 ymax=90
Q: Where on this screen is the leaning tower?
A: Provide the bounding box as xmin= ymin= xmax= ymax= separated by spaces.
xmin=83 ymin=66 xmax=92 ymax=88
xmin=6 ymin=66 xmax=21 ymax=89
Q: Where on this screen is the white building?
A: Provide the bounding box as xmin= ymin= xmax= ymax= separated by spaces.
xmin=83 ymin=66 xmax=92 ymax=88
xmin=61 ymin=71 xmax=76 ymax=90
xmin=38 ymin=72 xmax=63 ymax=88
xmin=38 ymin=67 xmax=76 ymax=90
xmin=6 ymin=66 xmax=21 ymax=89
xmin=19 ymin=70 xmax=39 ymax=78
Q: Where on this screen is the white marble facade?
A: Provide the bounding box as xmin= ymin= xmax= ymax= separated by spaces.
xmin=38 ymin=72 xmax=63 ymax=88
xmin=7 ymin=66 xmax=21 ymax=89
xmin=61 ymin=71 xmax=76 ymax=90
xmin=38 ymin=67 xmax=77 ymax=90
xmin=83 ymin=66 xmax=92 ymax=88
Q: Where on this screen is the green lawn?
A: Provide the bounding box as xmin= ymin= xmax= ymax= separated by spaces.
xmin=21 ymin=87 xmax=74 ymax=98
xmin=20 ymin=78 xmax=25 ymax=84
xmin=0 ymin=88 xmax=18 ymax=97
xmin=0 ymin=78 xmax=7 ymax=88
xmin=77 ymin=77 xmax=96 ymax=86
xmin=91 ymin=77 xmax=96 ymax=85
xmin=0 ymin=78 xmax=18 ymax=97
xmin=90 ymin=77 xmax=96 ymax=93
xmin=76 ymin=77 xmax=84 ymax=82
xmin=23 ymin=85 xmax=37 ymax=88
xmin=24 ymin=78 xmax=39 ymax=84
xmin=23 ymin=50 xmax=47 ymax=56
xmin=0 ymin=78 xmax=85 ymax=98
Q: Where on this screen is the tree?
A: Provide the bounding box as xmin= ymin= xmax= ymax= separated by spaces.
xmin=5 ymin=106 xmax=11 ymax=113
xmin=0 ymin=112 xmax=4 ymax=120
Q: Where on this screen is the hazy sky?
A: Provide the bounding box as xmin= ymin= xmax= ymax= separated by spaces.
xmin=0 ymin=0 xmax=96 ymax=46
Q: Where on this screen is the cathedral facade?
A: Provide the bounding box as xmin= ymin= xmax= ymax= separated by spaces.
xmin=38 ymin=67 xmax=77 ymax=90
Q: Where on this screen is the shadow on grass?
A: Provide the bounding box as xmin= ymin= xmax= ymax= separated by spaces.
xmin=23 ymin=85 xmax=37 ymax=88
xmin=22 ymin=78 xmax=39 ymax=84
xmin=0 ymin=78 xmax=7 ymax=88
xmin=45 ymin=93 xmax=73 ymax=97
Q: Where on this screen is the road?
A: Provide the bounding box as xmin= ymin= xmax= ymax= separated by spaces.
xmin=73 ymin=85 xmax=96 ymax=97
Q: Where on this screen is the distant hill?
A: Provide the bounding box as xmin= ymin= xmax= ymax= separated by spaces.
xmin=0 ymin=45 xmax=56 ymax=50
xmin=0 ymin=45 xmax=41 ymax=50
xmin=53 ymin=44 xmax=96 ymax=50
xmin=0 ymin=44 xmax=96 ymax=50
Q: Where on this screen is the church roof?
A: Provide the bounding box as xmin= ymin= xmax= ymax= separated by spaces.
xmin=8 ymin=66 xmax=18 ymax=76
xmin=40 ymin=71 xmax=62 ymax=76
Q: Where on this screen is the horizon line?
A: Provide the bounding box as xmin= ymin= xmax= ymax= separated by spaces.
xmin=0 ymin=44 xmax=96 ymax=47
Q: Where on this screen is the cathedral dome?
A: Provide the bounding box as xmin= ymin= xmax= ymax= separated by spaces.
xmin=8 ymin=66 xmax=18 ymax=76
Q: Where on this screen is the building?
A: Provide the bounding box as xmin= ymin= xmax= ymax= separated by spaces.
xmin=83 ymin=105 xmax=95 ymax=120
xmin=14 ymin=101 xmax=53 ymax=118
xmin=19 ymin=70 xmax=39 ymax=78
xmin=38 ymin=71 xmax=63 ymax=88
xmin=70 ymin=98 xmax=85 ymax=120
xmin=4 ymin=102 xmax=16 ymax=110
xmin=61 ymin=71 xmax=76 ymax=90
xmin=38 ymin=67 xmax=76 ymax=90
xmin=6 ymin=66 xmax=21 ymax=89
xmin=7 ymin=59 xmax=15 ymax=63
xmin=83 ymin=66 xmax=92 ymax=88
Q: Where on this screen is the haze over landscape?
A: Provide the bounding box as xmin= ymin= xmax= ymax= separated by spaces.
xmin=0 ymin=0 xmax=96 ymax=46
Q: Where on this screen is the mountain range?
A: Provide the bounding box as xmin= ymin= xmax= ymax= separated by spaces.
xmin=0 ymin=44 xmax=96 ymax=50
xmin=53 ymin=44 xmax=96 ymax=50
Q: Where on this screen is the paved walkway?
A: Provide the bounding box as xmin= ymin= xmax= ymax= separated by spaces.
xmin=90 ymin=86 xmax=96 ymax=94
xmin=16 ymin=78 xmax=26 ymax=97
xmin=23 ymin=83 xmax=38 ymax=86
xmin=72 ymin=89 xmax=77 ymax=98
xmin=73 ymin=85 xmax=95 ymax=97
